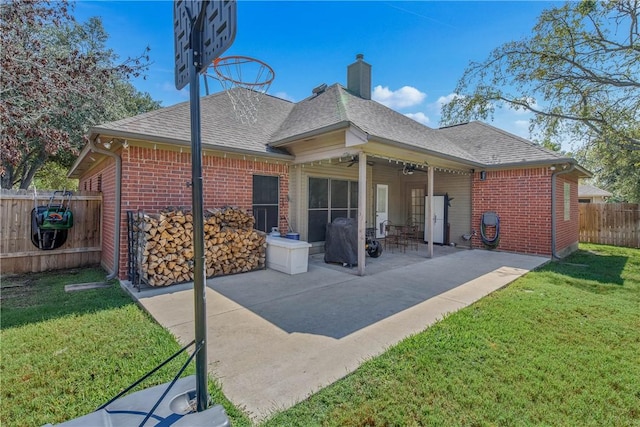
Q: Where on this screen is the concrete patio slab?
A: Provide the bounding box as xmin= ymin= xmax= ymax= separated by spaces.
xmin=124 ymin=248 xmax=548 ymax=421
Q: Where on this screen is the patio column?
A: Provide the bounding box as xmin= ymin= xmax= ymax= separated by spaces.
xmin=427 ymin=165 xmax=434 ymax=258
xmin=357 ymin=151 xmax=367 ymax=275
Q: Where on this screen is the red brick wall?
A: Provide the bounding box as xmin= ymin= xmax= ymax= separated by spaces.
xmin=554 ymin=173 xmax=579 ymax=256
xmin=471 ymin=167 xmax=553 ymax=256
xmin=86 ymin=146 xmax=289 ymax=278
xmin=79 ymin=157 xmax=116 ymax=272
xmin=471 ymin=167 xmax=580 ymax=257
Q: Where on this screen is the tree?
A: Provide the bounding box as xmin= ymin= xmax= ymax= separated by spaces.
xmin=440 ymin=0 xmax=640 ymax=201
xmin=576 ymin=128 xmax=640 ymax=202
xmin=32 ymin=161 xmax=79 ymax=191
xmin=0 ymin=0 xmax=160 ymax=189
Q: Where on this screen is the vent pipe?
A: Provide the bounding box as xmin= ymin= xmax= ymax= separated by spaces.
xmin=347 ymin=54 xmax=371 ymax=100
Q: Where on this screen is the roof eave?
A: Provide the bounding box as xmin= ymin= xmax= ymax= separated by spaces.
xmin=269 ymin=121 xmax=351 ymax=147
xmin=369 ymin=135 xmax=484 ymax=168
xmin=68 ymin=142 xmax=95 ymax=178
xmin=88 ymin=128 xmax=295 ymax=160
xmin=483 ymin=158 xmax=592 ymax=177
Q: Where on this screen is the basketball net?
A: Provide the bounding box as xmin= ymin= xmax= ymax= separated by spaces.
xmin=208 ymin=56 xmax=275 ymax=124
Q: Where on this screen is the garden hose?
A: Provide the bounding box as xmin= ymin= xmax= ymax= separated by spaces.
xmin=480 ymin=211 xmax=500 ymax=247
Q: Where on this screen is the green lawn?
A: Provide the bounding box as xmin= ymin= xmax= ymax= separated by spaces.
xmin=0 ymin=268 xmax=251 ymax=427
xmin=2 ymin=244 xmax=639 ymax=426
xmin=263 ymin=244 xmax=640 ymax=426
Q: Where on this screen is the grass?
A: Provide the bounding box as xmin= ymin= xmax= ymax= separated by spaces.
xmin=262 ymin=244 xmax=640 ymax=426
xmin=2 ymin=244 xmax=639 ymax=426
xmin=0 ymin=268 xmax=251 ymax=427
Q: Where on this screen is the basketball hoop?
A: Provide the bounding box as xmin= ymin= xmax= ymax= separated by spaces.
xmin=207 ymin=55 xmax=275 ymax=124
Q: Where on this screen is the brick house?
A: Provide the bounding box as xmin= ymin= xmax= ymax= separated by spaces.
xmin=69 ymin=55 xmax=589 ymax=279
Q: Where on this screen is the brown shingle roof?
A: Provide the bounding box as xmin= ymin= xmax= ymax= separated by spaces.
xmin=437 ymin=121 xmax=570 ymax=166
xmin=86 ymin=86 xmax=580 ymax=168
xmin=270 ymin=84 xmax=477 ymax=162
xmin=90 ymin=89 xmax=295 ymax=157
xmin=579 ymin=184 xmax=612 ymax=197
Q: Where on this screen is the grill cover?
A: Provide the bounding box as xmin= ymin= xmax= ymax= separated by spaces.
xmin=324 ymin=217 xmax=358 ymax=265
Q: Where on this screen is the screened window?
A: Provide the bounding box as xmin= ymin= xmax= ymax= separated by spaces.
xmin=308 ymin=177 xmax=358 ymax=242
xmin=564 ymin=182 xmax=571 ymax=221
xmin=253 ymin=175 xmax=279 ymax=233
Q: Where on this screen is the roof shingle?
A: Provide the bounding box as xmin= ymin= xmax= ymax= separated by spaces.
xmin=91 ymin=89 xmax=295 ymax=157
xmin=438 ymin=121 xmax=569 ymax=166
xmin=89 ymin=85 xmax=575 ymax=168
xmin=578 ymin=184 xmax=612 ymax=197
xmin=270 ymin=84 xmax=476 ymax=162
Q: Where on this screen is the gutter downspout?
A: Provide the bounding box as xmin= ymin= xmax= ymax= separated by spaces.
xmin=88 ymin=137 xmax=122 ymax=280
xmin=551 ymin=163 xmax=575 ymax=260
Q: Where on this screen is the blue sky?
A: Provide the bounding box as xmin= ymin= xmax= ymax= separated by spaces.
xmin=74 ymin=1 xmax=561 ymax=140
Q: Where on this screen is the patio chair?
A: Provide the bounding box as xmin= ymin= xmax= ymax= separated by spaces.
xmin=382 ymin=220 xmax=400 ymax=252
xmin=402 ymin=224 xmax=420 ymax=251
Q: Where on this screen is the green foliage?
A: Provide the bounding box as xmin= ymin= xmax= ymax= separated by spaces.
xmin=576 ymin=124 xmax=640 ymax=202
xmin=440 ymin=0 xmax=640 ymax=202
xmin=264 ymin=244 xmax=640 ymax=426
xmin=32 ymin=161 xmax=79 ymax=191
xmin=0 ymin=0 xmax=160 ymax=190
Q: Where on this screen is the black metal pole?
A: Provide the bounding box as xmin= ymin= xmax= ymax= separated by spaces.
xmin=189 ymin=21 xmax=208 ymax=413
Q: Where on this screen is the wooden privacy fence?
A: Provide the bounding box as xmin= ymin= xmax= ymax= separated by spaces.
xmin=579 ymin=203 xmax=639 ymax=248
xmin=1 ymin=190 xmax=102 ymax=274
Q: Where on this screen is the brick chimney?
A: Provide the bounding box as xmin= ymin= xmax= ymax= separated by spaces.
xmin=347 ymin=54 xmax=371 ymax=100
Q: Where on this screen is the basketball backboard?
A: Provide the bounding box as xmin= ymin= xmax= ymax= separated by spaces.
xmin=174 ymin=0 xmax=237 ymax=90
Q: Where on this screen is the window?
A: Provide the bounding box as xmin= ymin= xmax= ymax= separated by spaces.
xmin=409 ymin=187 xmax=425 ymax=231
xmin=308 ymin=177 xmax=358 ymax=242
xmin=253 ymin=175 xmax=279 ymax=233
xmin=97 ymin=174 xmax=102 ymax=192
xmin=564 ymin=182 xmax=571 ymax=221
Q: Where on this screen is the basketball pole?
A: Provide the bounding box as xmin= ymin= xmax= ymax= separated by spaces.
xmin=188 ymin=2 xmax=209 ymax=413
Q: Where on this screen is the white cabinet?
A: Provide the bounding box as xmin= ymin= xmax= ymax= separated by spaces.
xmin=424 ymin=195 xmax=447 ymax=244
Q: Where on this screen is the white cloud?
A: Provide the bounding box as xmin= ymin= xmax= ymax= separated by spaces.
xmin=435 ymin=93 xmax=463 ymax=109
xmin=372 ymin=85 xmax=426 ymax=109
xmin=405 ymin=112 xmax=430 ymax=125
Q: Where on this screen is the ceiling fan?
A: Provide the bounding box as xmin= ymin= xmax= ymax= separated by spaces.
xmin=401 ymin=164 xmax=427 ymax=175
xmin=346 ymin=155 xmax=374 ymax=167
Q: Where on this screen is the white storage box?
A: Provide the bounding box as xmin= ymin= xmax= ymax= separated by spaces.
xmin=266 ymin=236 xmax=311 ymax=275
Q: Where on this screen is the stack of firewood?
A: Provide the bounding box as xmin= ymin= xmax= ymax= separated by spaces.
xmin=135 ymin=207 xmax=266 ymax=287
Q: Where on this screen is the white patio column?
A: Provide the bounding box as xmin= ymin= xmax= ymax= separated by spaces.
xmin=427 ymin=165 xmax=434 ymax=258
xmin=357 ymin=151 xmax=367 ymax=275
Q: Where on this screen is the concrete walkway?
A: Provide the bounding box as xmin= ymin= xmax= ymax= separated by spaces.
xmin=124 ymin=248 xmax=548 ymax=420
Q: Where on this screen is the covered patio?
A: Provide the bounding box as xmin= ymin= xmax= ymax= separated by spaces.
xmin=311 ymin=240 xmax=461 ymax=276
xmin=283 ymin=140 xmax=475 ymax=276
